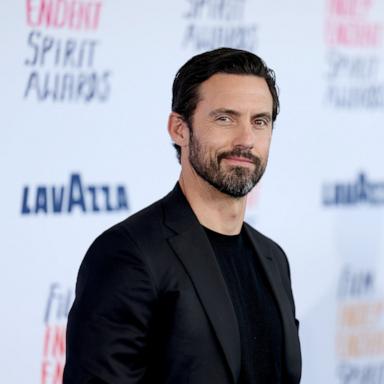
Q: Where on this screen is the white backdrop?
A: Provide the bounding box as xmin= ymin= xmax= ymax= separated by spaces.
xmin=1 ymin=1 xmax=384 ymax=383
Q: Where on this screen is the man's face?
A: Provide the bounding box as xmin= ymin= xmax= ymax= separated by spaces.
xmin=186 ymin=73 xmax=274 ymax=198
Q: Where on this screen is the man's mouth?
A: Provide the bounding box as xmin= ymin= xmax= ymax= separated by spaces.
xmin=223 ymin=156 xmax=255 ymax=166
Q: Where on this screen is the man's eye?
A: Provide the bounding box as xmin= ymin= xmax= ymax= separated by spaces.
xmin=254 ymin=119 xmax=267 ymax=126
xmin=216 ymin=115 xmax=231 ymax=122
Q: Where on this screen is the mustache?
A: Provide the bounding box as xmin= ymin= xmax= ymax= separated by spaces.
xmin=217 ymin=148 xmax=260 ymax=165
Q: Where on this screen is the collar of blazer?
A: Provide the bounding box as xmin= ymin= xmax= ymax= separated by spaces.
xmin=161 ymin=183 xmax=301 ymax=384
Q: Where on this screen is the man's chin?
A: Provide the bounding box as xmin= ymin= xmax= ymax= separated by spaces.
xmin=219 ymin=187 xmax=253 ymax=199
xmin=212 ymin=179 xmax=256 ymax=198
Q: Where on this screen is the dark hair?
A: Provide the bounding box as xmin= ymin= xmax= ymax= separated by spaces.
xmin=171 ymin=47 xmax=279 ymax=161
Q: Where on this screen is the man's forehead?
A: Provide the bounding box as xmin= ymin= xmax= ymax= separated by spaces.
xmin=196 ymin=73 xmax=273 ymax=109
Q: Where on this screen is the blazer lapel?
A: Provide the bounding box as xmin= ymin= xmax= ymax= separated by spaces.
xmin=244 ymin=225 xmax=301 ymax=383
xmin=163 ymin=185 xmax=241 ymax=383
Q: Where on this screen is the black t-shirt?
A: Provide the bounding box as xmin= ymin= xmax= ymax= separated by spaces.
xmin=204 ymin=225 xmax=284 ymax=384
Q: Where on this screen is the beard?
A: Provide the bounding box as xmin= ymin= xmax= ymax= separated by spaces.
xmin=188 ymin=132 xmax=267 ymax=198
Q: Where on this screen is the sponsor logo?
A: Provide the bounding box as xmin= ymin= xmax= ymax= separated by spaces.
xmin=325 ymin=0 xmax=383 ymax=47
xmin=336 ymin=266 xmax=384 ymax=384
xmin=26 ymin=0 xmax=102 ymax=31
xmin=324 ymin=0 xmax=384 ymax=109
xmin=23 ymin=0 xmax=112 ymax=103
xmin=21 ymin=173 xmax=129 ymax=215
xmin=323 ymin=172 xmax=384 ymax=206
xmin=41 ymin=283 xmax=74 ymax=384
xmin=181 ymin=0 xmax=258 ymax=51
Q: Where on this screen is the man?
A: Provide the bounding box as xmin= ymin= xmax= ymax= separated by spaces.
xmin=64 ymin=48 xmax=301 ymax=384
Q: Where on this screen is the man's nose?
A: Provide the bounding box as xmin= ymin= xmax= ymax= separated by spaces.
xmin=232 ymin=122 xmax=255 ymax=149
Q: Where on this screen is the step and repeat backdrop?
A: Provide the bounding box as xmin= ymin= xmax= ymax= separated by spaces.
xmin=1 ymin=1 xmax=384 ymax=383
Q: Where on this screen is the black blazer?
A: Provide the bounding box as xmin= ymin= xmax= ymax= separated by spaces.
xmin=64 ymin=184 xmax=301 ymax=384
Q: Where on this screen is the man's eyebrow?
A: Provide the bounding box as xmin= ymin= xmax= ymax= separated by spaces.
xmin=209 ymin=108 xmax=241 ymax=118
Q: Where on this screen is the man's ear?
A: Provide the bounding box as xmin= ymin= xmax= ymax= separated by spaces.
xmin=168 ymin=112 xmax=190 ymax=148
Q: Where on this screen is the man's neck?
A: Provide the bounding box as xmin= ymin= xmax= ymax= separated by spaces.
xmin=178 ymin=172 xmax=247 ymax=236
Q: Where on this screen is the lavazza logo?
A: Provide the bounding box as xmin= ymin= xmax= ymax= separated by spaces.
xmin=21 ymin=173 xmax=129 ymax=215
xmin=323 ymin=172 xmax=384 ymax=206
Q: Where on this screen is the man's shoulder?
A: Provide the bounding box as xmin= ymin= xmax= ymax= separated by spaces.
xmin=86 ymin=184 xmax=188 ymax=260
xmin=104 ymin=193 xmax=167 ymax=243
xmin=83 ymin=193 xmax=170 ymax=267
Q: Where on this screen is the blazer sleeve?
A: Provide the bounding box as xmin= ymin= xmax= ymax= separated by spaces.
xmin=63 ymin=225 xmax=158 ymax=384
